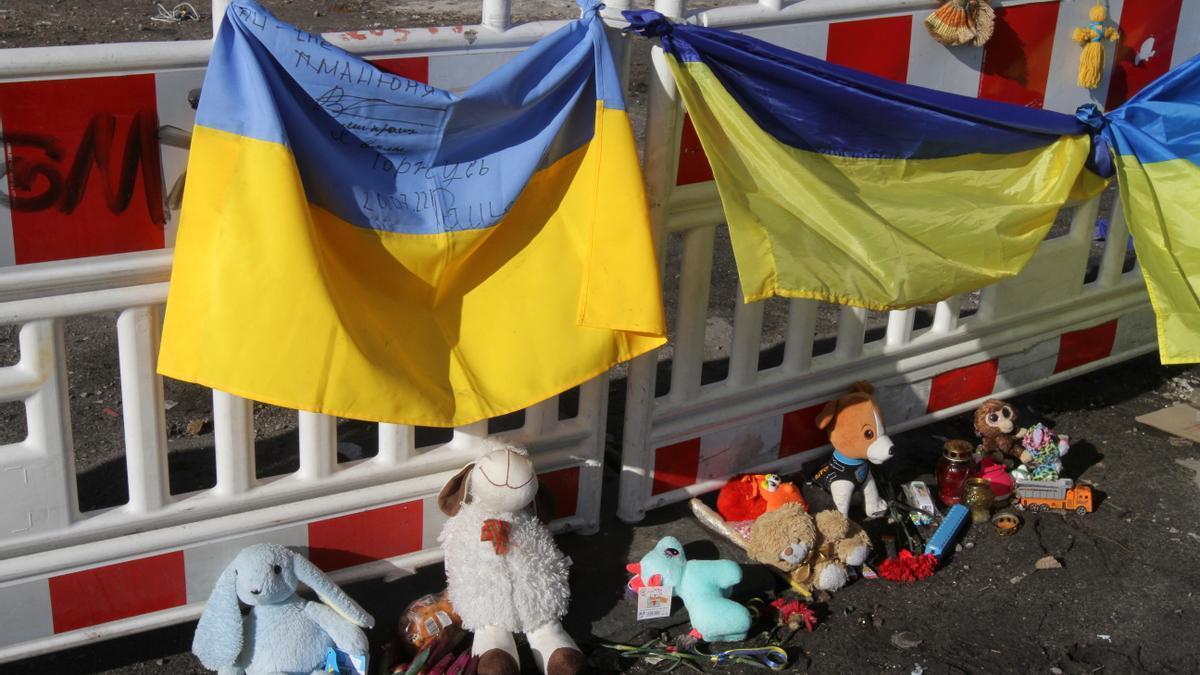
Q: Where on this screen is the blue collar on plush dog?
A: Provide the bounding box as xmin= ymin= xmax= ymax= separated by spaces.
xmin=832 ymin=450 xmax=864 ymax=466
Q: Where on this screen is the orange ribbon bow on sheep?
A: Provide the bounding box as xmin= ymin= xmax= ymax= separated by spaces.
xmin=481 ymin=518 xmax=511 ymax=555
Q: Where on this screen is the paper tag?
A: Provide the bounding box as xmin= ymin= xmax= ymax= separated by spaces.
xmin=636 ymin=586 xmax=672 ymax=620
xmin=344 ymin=654 xmax=368 ymax=675
xmin=324 ymin=647 xmax=368 ymax=675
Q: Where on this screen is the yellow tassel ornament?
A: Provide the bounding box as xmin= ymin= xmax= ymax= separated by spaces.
xmin=925 ymin=0 xmax=995 ymax=47
xmin=1072 ymin=2 xmax=1120 ymax=89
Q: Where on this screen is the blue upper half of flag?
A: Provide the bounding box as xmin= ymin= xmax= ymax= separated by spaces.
xmin=1099 ymin=52 xmax=1200 ymax=166
xmin=624 ymin=10 xmax=1096 ymax=162
xmin=196 ymin=0 xmax=623 ymax=235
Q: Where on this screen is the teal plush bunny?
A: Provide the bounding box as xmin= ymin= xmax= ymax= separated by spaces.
xmin=628 ymin=536 xmax=750 ymax=642
xmin=192 ymin=543 xmax=375 ymax=674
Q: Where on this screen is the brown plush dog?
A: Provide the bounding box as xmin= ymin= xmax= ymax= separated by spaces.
xmin=812 ymin=382 xmax=894 ymax=517
xmin=745 ymin=503 xmax=871 ymax=593
xmin=974 ymin=398 xmax=1018 ymax=460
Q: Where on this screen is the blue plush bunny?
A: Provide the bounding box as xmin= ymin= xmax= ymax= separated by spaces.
xmin=192 ymin=543 xmax=375 ymax=675
xmin=629 ymin=536 xmax=750 ymax=642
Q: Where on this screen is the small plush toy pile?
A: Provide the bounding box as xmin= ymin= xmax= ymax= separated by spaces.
xmin=190 ymin=382 xmax=909 ymax=675
xmin=686 ymin=382 xmax=897 ymax=600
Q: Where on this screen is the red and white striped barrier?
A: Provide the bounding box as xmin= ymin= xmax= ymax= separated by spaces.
xmin=645 ymin=309 xmax=1156 ymax=503
xmin=0 ymin=464 xmax=585 ymax=659
xmin=0 ymin=0 xmax=1192 ymax=663
xmin=616 ymin=0 xmax=1192 ymax=522
xmin=0 ymin=1 xmax=627 ymax=663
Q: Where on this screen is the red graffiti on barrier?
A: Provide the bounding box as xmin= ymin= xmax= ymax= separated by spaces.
xmin=1 ymin=112 xmax=164 ymax=225
xmin=0 ymin=74 xmax=166 ymax=264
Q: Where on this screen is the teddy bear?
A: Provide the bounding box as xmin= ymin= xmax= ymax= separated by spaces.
xmin=744 ymin=503 xmax=871 ymax=593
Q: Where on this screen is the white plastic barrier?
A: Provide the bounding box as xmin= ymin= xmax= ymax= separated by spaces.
xmin=0 ymin=0 xmax=633 ymax=663
xmin=617 ymin=0 xmax=1198 ymax=522
xmin=0 ymin=0 xmax=1195 ymax=662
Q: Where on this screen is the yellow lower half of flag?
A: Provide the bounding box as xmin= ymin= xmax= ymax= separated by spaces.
xmin=672 ymin=60 xmax=1102 ymax=310
xmin=1115 ymin=155 xmax=1200 ymax=364
xmin=159 ymin=106 xmax=665 ymax=426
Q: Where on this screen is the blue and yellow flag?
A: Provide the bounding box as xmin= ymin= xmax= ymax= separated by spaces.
xmin=159 ymin=0 xmax=665 ymax=426
xmin=626 ymin=12 xmax=1107 ymax=310
xmin=1093 ymin=54 xmax=1200 ymax=364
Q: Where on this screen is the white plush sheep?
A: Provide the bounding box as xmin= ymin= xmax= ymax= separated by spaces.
xmin=437 ymin=441 xmax=584 ymax=675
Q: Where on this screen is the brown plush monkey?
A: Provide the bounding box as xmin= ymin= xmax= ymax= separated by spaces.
xmin=973 ymin=399 xmax=1018 ymax=459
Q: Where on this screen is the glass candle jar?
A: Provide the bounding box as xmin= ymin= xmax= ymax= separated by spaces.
xmin=937 ymin=440 xmax=976 ymax=506
xmin=962 ymin=477 xmax=995 ymax=524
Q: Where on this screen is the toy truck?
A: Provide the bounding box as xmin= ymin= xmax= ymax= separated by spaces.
xmin=1013 ymin=478 xmax=1093 ymax=515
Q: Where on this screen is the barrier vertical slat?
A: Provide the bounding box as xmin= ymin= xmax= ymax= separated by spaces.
xmin=1097 ymin=194 xmax=1130 ymax=288
xmin=619 ymin=27 xmax=681 ymax=523
xmin=886 ymin=308 xmax=916 ymax=346
xmin=782 ymin=299 xmax=818 ymax=373
xmin=524 ymin=397 xmax=558 ymax=436
xmin=578 ymin=375 xmax=606 ymax=425
xmin=213 ymin=391 xmax=254 ymax=495
xmin=1069 ymin=193 xmax=1102 ymax=244
xmin=211 ymin=0 xmax=228 ymax=35
xmin=727 ymin=286 xmax=765 ymax=388
xmin=656 ymin=0 xmax=687 ymax=19
xmin=21 ymin=320 xmax=79 ymax=522
xmin=454 ymin=420 xmax=489 ymax=446
xmin=576 ymin=373 xmax=608 ymax=533
xmin=834 ymin=306 xmax=867 ymax=359
xmin=977 ymin=283 xmax=999 ymax=323
xmin=376 ymin=424 xmax=415 ymax=466
xmin=668 ymin=225 xmax=716 ymax=402
xmin=298 ymin=412 xmax=337 ymax=480
xmin=932 ymin=295 xmax=963 ymax=333
xmin=482 ymin=0 xmax=512 ymax=31
xmin=116 ymin=307 xmax=169 ymax=513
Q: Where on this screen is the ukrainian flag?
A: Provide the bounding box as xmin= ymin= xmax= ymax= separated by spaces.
xmin=625 ymin=12 xmax=1107 ymax=310
xmin=1095 ymin=53 xmax=1200 ymax=363
xmin=159 ymin=0 xmax=665 ymax=426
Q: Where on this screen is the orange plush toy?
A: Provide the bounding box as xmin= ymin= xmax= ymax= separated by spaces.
xmin=716 ymin=473 xmax=808 ymax=522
